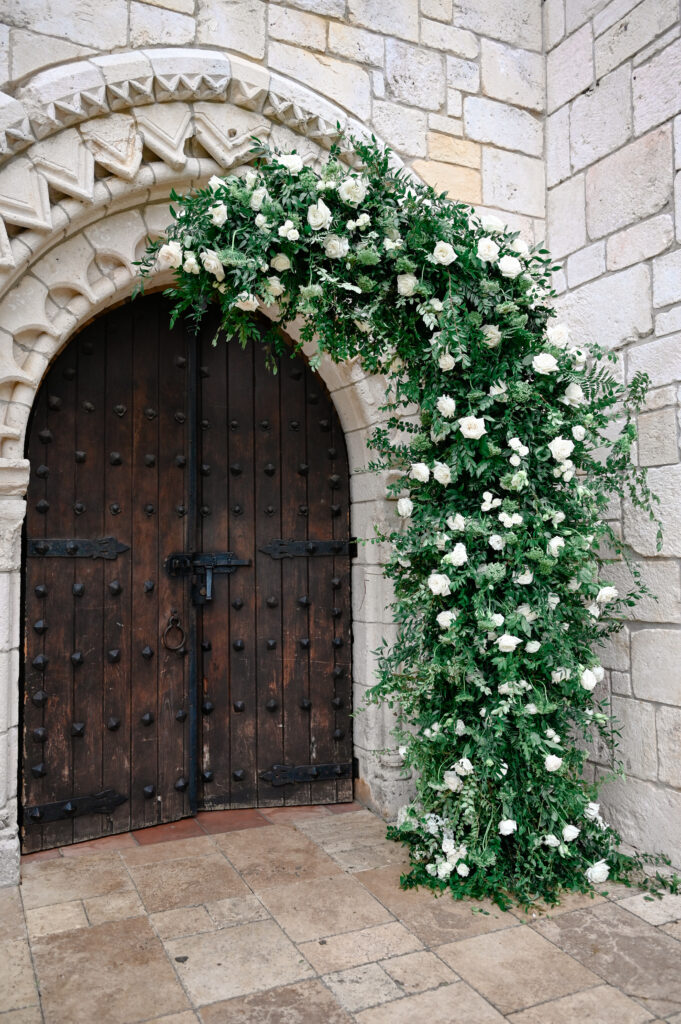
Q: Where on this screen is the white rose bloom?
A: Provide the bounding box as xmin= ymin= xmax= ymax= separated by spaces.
xmin=356 ymin=213 xmax=371 ymax=228
xmin=489 ymin=381 xmax=508 ymax=399
xmin=437 ymin=395 xmax=457 ymax=418
xmin=287 ymin=227 xmax=300 ymax=241
xmin=584 ymin=802 xmax=600 ymax=820
xmin=548 ymin=436 xmax=575 ymax=463
xmin=307 ymin=198 xmax=332 ymax=231
xmin=454 ymin=757 xmax=473 ymax=776
xmin=498 ymin=819 xmax=517 ymax=836
xmin=396 ymin=497 xmax=413 ymax=518
xmin=547 ymin=536 xmax=565 ymax=557
xmin=437 ymin=609 xmax=458 ymax=630
xmin=586 ymin=860 xmax=610 ymax=884
xmin=511 ymin=237 xmax=530 ymax=256
xmin=182 ymin=251 xmax=200 ymax=275
xmin=581 ymin=668 xmax=597 ymax=691
xmin=324 ymin=234 xmax=349 ymax=259
xmin=158 ymin=241 xmax=183 ymax=270
xmin=443 ymin=770 xmax=463 ymax=792
xmin=266 ymin=276 xmax=285 ymax=298
xmin=243 ymin=168 xmax=259 ymax=189
xmin=435 ymin=533 xmax=448 ymax=551
xmin=432 ymin=240 xmax=457 ymax=265
xmin=456 ymin=862 xmax=470 ymax=877
xmin=533 ymin=352 xmax=559 ymax=375
xmin=409 ymin=462 xmax=431 ymax=483
xmin=397 ymin=273 xmax=418 ymax=296
xmin=560 ymin=382 xmax=585 ymax=407
xmin=489 ymin=534 xmax=505 ymax=551
xmin=437 ymin=860 xmax=454 ymax=879
xmin=572 ymin=425 xmax=586 ymax=441
xmin=545 ymin=754 xmax=563 ymax=772
xmin=459 ymin=416 xmax=486 ymax=440
xmin=552 ymin=667 xmax=571 ymax=683
xmin=338 ymin=176 xmax=368 ymax=205
xmin=593 ymin=665 xmax=605 ymax=682
xmin=509 ymin=454 xmax=521 ymax=467
xmin=209 ymin=202 xmax=228 ymax=227
xmin=515 ymin=569 xmax=534 ymax=585
xmin=491 ymin=613 xmax=505 ymax=627
xmin=542 ymin=834 xmax=561 ymax=847
xmin=277 ymin=153 xmax=304 ymax=174
xmin=444 ymin=543 xmax=468 ymax=567
xmin=588 ymin=602 xmax=601 ymax=618
xmin=477 ymin=237 xmax=500 ymax=262
xmin=426 ymin=863 xmax=437 ymax=876
xmin=235 ymin=292 xmax=259 ymax=312
xmin=255 ymin=213 xmax=270 ymax=232
xmin=548 ymin=593 xmax=560 ymax=610
xmin=481 ymin=214 xmax=504 ymax=233
xmin=456 ymin=719 xmax=466 ymax=736
xmin=496 ymin=633 xmax=522 ymax=653
xmin=481 ymin=324 xmax=502 ymax=348
xmin=596 ymin=586 xmax=618 ymax=604
xmin=207 ymin=174 xmax=224 ymax=191
xmin=433 ymin=462 xmax=452 ymax=485
xmin=498 ymin=254 xmax=522 ymax=278
xmin=428 ymin=572 xmax=452 ymax=596
xmin=270 ymin=253 xmax=291 ymax=273
xmin=447 ymin=514 xmax=466 ymax=531
xmin=562 ymin=824 xmax=580 ymax=842
xmin=547 ymin=322 xmax=570 ymax=348
xmin=526 ymin=641 xmax=541 ymax=653
xmin=200 ymin=249 xmax=225 ymax=281
xmin=439 ymin=351 xmax=456 ymax=371
xmin=250 ymin=186 xmax=269 ymax=211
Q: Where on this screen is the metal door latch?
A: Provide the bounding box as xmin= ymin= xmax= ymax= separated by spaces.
xmin=166 ymin=551 xmax=251 ymax=604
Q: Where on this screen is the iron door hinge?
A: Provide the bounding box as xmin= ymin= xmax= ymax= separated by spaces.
xmin=28 ymin=537 xmax=130 ymax=559
xmin=24 ymin=788 xmax=127 ymax=824
xmin=259 ymin=762 xmax=353 ymax=786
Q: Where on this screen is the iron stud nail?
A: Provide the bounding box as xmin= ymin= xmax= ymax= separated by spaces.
xmin=200 ymin=419 xmax=209 ymax=430
xmin=330 ymin=504 xmax=341 ymax=515
xmin=260 ymin=419 xmax=270 ymax=430
xmin=331 ymin=577 xmax=342 ymax=590
xmin=74 ymin=450 xmax=86 ymax=463
xmin=113 ymin=404 xmax=127 ymax=417
xmin=33 ymin=619 xmax=47 ymax=634
xmin=63 ymin=367 xmax=76 ymax=380
xmin=176 ymin=504 xmax=186 ymax=517
xmin=81 ymin=340 xmax=94 ymax=354
xmin=233 ymin=700 xmax=245 ymax=712
xmin=145 ymin=454 xmax=156 ymax=467
xmin=319 ymin=418 xmax=330 ymax=431
xmin=35 ymin=584 xmax=48 ymax=598
xmin=199 ymin=364 xmax=209 ymax=377
xmin=33 ymin=727 xmax=47 ymax=743
xmin=200 ymin=505 xmax=211 ymax=517
xmin=298 ymin=463 xmax=309 ymax=475
xmin=73 ymin=502 xmax=86 ymax=515
xmin=232 ymin=769 xmax=245 ymax=781
xmin=264 ymin=462 xmax=276 ymax=476
xmin=232 ymin=598 xmax=244 ymax=610
xmin=333 ymin=667 xmax=345 ymax=680
xmin=70 ymin=651 xmax=84 ymax=666
xmin=144 ymin=503 xmax=155 ymax=516
xmin=38 ymin=429 xmax=53 ymax=444
xmin=33 ymin=654 xmax=48 ymax=671
xmin=29 ymin=807 xmax=44 ymax=820
xmin=66 ymin=541 xmax=78 ymax=555
xmin=34 ymin=541 xmax=49 ymax=555
xmin=174 ymin=411 xmax=186 ymax=423
xmin=175 ymin=454 xmax=187 ymax=467
xmin=107 ymin=649 xmax=121 ymax=663
xmin=141 ymin=645 xmax=154 ymax=660
xmin=300 ymin=698 xmax=312 ymax=710
xmin=144 ymin=579 xmax=155 ymax=593
xmin=233 ymin=639 xmax=245 ymax=651
xmin=202 ymin=700 xmax=215 ymax=715
xmin=230 ymin=463 xmax=242 ymax=475
xmin=266 ymin=596 xmax=278 ymax=608
xmin=201 ymin=640 xmax=212 ymax=651
xmin=331 ymin=697 xmax=344 ymax=709
xmin=266 ymin=698 xmax=278 ymax=711
xmin=329 ymin=474 xmax=341 ymax=489
xmin=231 ymin=504 xmax=242 ymax=515
xmin=308 ymin=392 xmax=319 ymax=404
xmin=175 ymin=709 xmax=187 ymax=722
xmin=63 ymin=801 xmax=77 ymax=814
xmin=72 ymin=583 xmax=84 ymax=597
xmin=299 ymin=638 xmax=311 ymax=649
xmin=331 ymin=607 xmax=342 ymax=618
xmin=141 ymin=711 xmax=154 ymax=726
xmin=333 ymin=728 xmax=345 ymax=740
xmin=143 ymin=785 xmax=155 ymax=799
xmin=144 ymin=407 xmax=157 ymax=420
xmin=298 ymin=595 xmax=311 ymax=607
xmin=48 ymin=395 xmax=62 ymax=410
xmin=202 ymin=769 xmax=214 ymax=783
xmin=109 ymin=451 xmax=122 ymax=465
xmin=200 ymin=463 xmax=211 ymax=476
xmin=31 ymin=763 xmax=46 ymax=778
xmin=298 ymin=505 xmax=309 ymax=516
xmin=174 ymin=777 xmax=188 ymax=791
xmin=82 ymin=401 xmax=95 ymax=413
xmin=328 ymin=447 xmax=337 ymax=459
xmin=107 ymin=717 xmax=121 ymax=731
xmin=290 ymin=368 xmax=303 ymax=380
xmin=110 ymin=503 xmax=121 ymax=515
xmin=36 ymin=499 xmax=49 ymax=514
xmin=265 ymin=504 xmax=275 ymax=515
xmin=31 ymin=689 xmax=48 ymax=707
xmin=266 ymin=639 xmax=276 ymax=650
xmin=109 ymin=579 xmax=122 ymax=595
xmin=289 ymin=419 xmax=300 ymax=430
xmin=332 ymin=637 xmax=344 ymax=648
xmin=230 ymin=419 xmax=239 ymax=431
xmin=71 ymin=722 xmax=85 ymax=737
xmin=175 ymin=355 xmax=187 ymax=368
xmin=36 ymin=464 xmax=49 ymax=478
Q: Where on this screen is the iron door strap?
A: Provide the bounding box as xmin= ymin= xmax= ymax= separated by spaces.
xmin=25 ymin=788 xmax=127 ymax=824
xmin=28 ymin=537 xmax=130 ymax=559
xmin=260 ymin=762 xmax=353 ymax=786
xmin=259 ymin=539 xmax=357 ymax=559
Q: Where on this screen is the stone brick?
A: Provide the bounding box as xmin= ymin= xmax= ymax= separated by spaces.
xmin=565 ymin=0 xmax=608 ymax=32
xmin=675 ymin=114 xmax=681 ymax=168
xmin=610 ymin=560 xmax=681 ymax=624
xmin=547 ymin=24 xmax=593 ymax=113
xmin=446 ymin=56 xmax=479 ymax=94
xmin=633 ymin=37 xmax=681 ymax=136
xmin=606 ymin=215 xmax=674 ymax=272
xmin=586 ymin=126 xmax=673 ymax=239
xmin=0 ymin=0 xmax=128 ymax=48
xmin=610 ymin=671 xmax=631 ymax=695
xmin=624 ymin=464 xmax=681 ymax=555
xmin=197 ymin=0 xmax=267 ymax=59
xmin=567 ymin=242 xmax=605 ymax=288
xmin=427 ymin=133 xmax=480 ymax=168
xmin=463 ymin=96 xmax=542 ymax=156
xmin=134 ymin=0 xmax=194 ymax=11
xmin=656 ymin=308 xmax=681 ymax=336
xmin=267 ymin=42 xmax=371 ymax=121
xmin=544 ymin=0 xmax=565 ymax=50
xmin=447 ymin=89 xmax=462 ymax=117
xmin=372 ymin=70 xmax=385 ymax=98
xmin=546 ymin=106 xmax=570 ymax=187
xmin=570 ymin=65 xmax=631 ymax=171
xmin=598 ymin=625 xmax=630 ymax=671
xmin=628 ymin=334 xmax=681 ymax=388
xmin=557 ymin=265 xmax=652 ymax=350
xmin=385 ymin=40 xmax=444 ymax=111
xmin=595 ymin=0 xmax=678 ymax=78
xmin=480 ymin=39 xmax=544 ymax=112
xmin=644 ymin=384 xmax=676 ymax=411
xmin=453 ymin=0 xmax=542 ymax=51
xmin=676 ymin=171 xmax=681 ymax=245
xmin=547 ymin=175 xmax=586 ymax=258
xmin=636 ymin=407 xmax=679 ymax=467
xmin=657 ymin=706 xmax=681 ymax=788
xmin=328 ymin=23 xmax=384 ymax=66
xmin=421 ymin=0 xmax=453 ymax=22
xmin=428 ymin=112 xmax=463 ymax=137
xmin=411 ymin=159 xmax=481 ymax=204
xmin=593 ymin=0 xmax=640 ymax=37
xmin=130 ymin=3 xmax=195 ymax=46
xmin=653 ymin=248 xmax=681 ymax=309
xmin=9 ymin=28 xmax=95 ymax=84
xmin=482 ymin=148 xmax=545 ymax=217
xmin=611 ymin=696 xmax=658 ymax=780
xmin=268 ymin=6 xmax=327 ymax=51
xmin=598 ymin=772 xmax=681 ymax=863
xmin=348 ymin=0 xmax=418 ymax=42
xmin=632 ymin=628 xmax=681 ymax=704
xmin=420 ymin=19 xmax=479 ymax=60
xmin=372 ymin=100 xmax=427 ymax=157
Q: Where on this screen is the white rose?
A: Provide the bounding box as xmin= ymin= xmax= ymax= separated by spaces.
xmin=584 ymin=802 xmax=600 ymax=820
xmin=338 ymin=176 xmax=368 ymax=205
xmin=235 ymin=292 xmax=259 ymax=312
xmin=542 ymin=834 xmax=560 ymax=847
xmin=548 ymin=436 xmax=575 ymax=463
xmin=499 ymin=819 xmax=517 ymax=836
xmin=437 ymin=610 xmax=458 ymax=630
xmin=481 ymin=324 xmax=502 ymax=348
xmin=277 ymin=153 xmax=304 ymax=174
xmin=243 ymin=168 xmax=259 ymax=189
xmin=588 ymin=602 xmax=601 ymax=618
xmin=158 ymin=241 xmax=183 ymax=270
xmin=447 ymin=514 xmax=466 ymax=531
xmin=489 ymin=534 xmax=504 ymax=551
xmin=433 ymin=462 xmax=452 ymax=485
xmin=209 ymin=202 xmax=228 ymax=227
xmin=562 ymin=824 xmax=580 ymax=842
xmin=439 ymin=351 xmax=456 ymax=371
xmin=552 ymin=667 xmax=570 ymax=683
xmin=307 ymin=198 xmax=332 ymax=231
xmin=496 ymin=633 xmax=522 ymax=653
xmin=477 ymin=237 xmax=500 ymax=262
xmin=324 ymin=234 xmax=349 ymax=259
xmin=443 ymin=770 xmax=463 ymax=792
xmin=437 ymin=860 xmax=454 ymax=879
xmin=560 ymin=382 xmax=585 ymax=407
xmin=200 ymin=249 xmax=225 ymax=281
xmin=547 ymin=323 xmax=570 ymax=348
xmin=208 ymin=174 xmax=224 ymax=191
xmin=526 ymin=640 xmax=541 ymax=653
xmin=432 ymin=240 xmax=457 ymax=265
xmin=409 ymin=463 xmax=430 ymax=483
xmin=515 ymin=569 xmax=533 ymax=585
xmin=509 ymin=454 xmax=521 ymax=467
xmin=454 ymin=757 xmax=473 ymax=776
xmin=268 ymin=255 xmax=290 ymax=275
xmin=250 ymin=186 xmax=269 ymax=211
xmin=266 ymin=276 xmax=285 ymax=298
xmin=596 ymin=586 xmax=618 ymax=604
xmin=548 ymin=593 xmax=560 ymax=610
xmin=459 ymin=416 xmax=486 ymax=440
xmin=481 ymin=214 xmax=504 ymax=233
xmin=356 ymin=212 xmax=370 ymax=229
xmin=533 ymin=352 xmax=559 ymax=375
xmin=572 ymin=425 xmax=586 ymax=442
xmin=511 ymin=237 xmax=529 ymax=256
xmin=498 ymin=254 xmax=522 ymax=278
xmin=547 ymin=536 xmax=565 ymax=557
xmin=436 ymin=395 xmax=457 ymax=418
xmin=182 ymin=251 xmax=200 ymax=275
xmin=255 ymin=213 xmax=270 ymax=232
xmin=489 ymin=381 xmax=508 ymax=399
xmin=593 ymin=665 xmax=605 ymax=682
xmin=397 ymin=273 xmax=418 ymax=296
xmin=456 ymin=862 xmax=470 ymax=877
xmin=428 ymin=573 xmax=451 ymax=596
xmin=491 ymin=613 xmax=505 ymax=627
xmin=444 ymin=542 xmax=468 ymax=567
xmin=455 ymin=720 xmax=466 ymax=737
xmin=545 ymin=754 xmax=563 ymax=772
xmin=397 ymin=497 xmax=413 ymax=518
xmin=585 ymin=859 xmax=610 ymax=884
xmin=581 ymin=668 xmax=597 ymax=691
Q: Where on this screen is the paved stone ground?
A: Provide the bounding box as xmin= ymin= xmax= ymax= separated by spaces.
xmin=2 ymin=803 xmax=681 ymax=1023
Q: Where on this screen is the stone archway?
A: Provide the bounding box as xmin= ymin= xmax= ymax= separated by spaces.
xmin=0 ymin=49 xmax=411 ymax=885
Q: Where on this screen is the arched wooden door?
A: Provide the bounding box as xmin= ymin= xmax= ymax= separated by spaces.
xmin=21 ymin=293 xmax=353 ymax=852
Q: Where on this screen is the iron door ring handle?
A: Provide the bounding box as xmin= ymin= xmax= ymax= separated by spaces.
xmin=162 ymin=613 xmax=186 ymax=651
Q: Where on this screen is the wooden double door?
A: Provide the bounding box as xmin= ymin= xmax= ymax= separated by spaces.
xmin=21 ymin=294 xmax=353 ymax=851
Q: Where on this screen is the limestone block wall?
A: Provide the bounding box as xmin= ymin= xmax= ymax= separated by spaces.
xmin=546 ymin=0 xmax=681 ymax=860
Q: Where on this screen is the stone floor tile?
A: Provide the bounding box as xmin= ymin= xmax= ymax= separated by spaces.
xmin=355 ymin=863 xmax=518 ymax=946
xmin=600 ymin=881 xmax=647 ymax=900
xmin=299 ymin=819 xmax=389 ymax=853
xmin=25 ymin=899 xmax=88 ymax=939
xmin=534 ymin=903 xmax=681 ymax=1014
xmin=323 ymin=962 xmax=403 ymax=1012
xmin=661 ymin=921 xmax=681 ymax=942
xmin=215 ymin=824 xmax=342 ymax=891
xmin=666 ymin=1013 xmax=681 ymax=1024
xmin=261 ymin=805 xmax=333 ymax=824
xmin=200 ymin=978 xmax=353 ymax=1024
xmin=59 ymin=833 xmax=139 ymax=856
xmin=298 ymin=920 xmax=422 ymax=973
xmin=83 ymin=890 xmax=145 ymax=925
xmin=128 ymin=851 xmax=249 ymax=913
xmin=437 ymin=924 xmax=600 ymax=1014
xmin=0 ymin=886 xmax=27 ymax=940
xmin=150 ymin=905 xmax=214 ymax=939
xmin=31 ymin=916 xmax=188 ymax=1024
xmin=327 ymin=801 xmax=365 ymax=814
xmin=294 ymin=809 xmax=384 ymax=840
xmin=509 ymin=888 xmax=606 ymax=921
xmin=353 ymin=981 xmax=506 ymax=1023
xmin=618 ymin=892 xmax=681 ymax=925
xmin=380 ymin=950 xmax=459 ymax=995
xmin=258 ymin=873 xmax=394 ymax=943
xmin=506 ymin=983 xmax=655 ymax=1023
xmin=205 ymin=894 xmax=271 ymax=929
xmin=120 ymin=835 xmax=217 ymax=866
xmin=0 ymin=1008 xmax=44 ymax=1023
xmin=20 ymin=848 xmax=61 ymax=863
xmin=142 ymin=1014 xmax=199 ymax=1024
xmin=328 ymin=841 xmax=411 ymax=873
xmin=133 ymin=818 xmax=205 ymax=845
xmin=0 ymin=939 xmax=39 ymax=1014
xmin=164 ymin=919 xmax=314 ymax=1006
xmin=195 ymin=809 xmax=269 ymax=834
xmin=20 ymin=852 xmax=133 ymax=910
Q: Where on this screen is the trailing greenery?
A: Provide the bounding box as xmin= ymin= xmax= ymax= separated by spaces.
xmin=139 ymin=134 xmax=678 ymax=909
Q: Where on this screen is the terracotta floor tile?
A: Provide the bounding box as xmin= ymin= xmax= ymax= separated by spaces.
xmin=354 ymin=982 xmax=506 ymax=1023
xmin=215 ymin=824 xmax=342 ymax=891
xmin=59 ymin=833 xmax=139 ymax=856
xmin=20 ymin=848 xmax=61 ymax=863
xmin=323 ymin=962 xmax=403 ymax=1012
xmin=0 ymin=939 xmax=39 ymax=1014
xmin=0 ymin=1008 xmax=44 ymax=1024
xmin=506 ymin=983 xmax=655 ymax=1023
xmin=437 ymin=925 xmax=600 ymax=1014
xmin=261 ymin=805 xmax=333 ymax=824
xmin=133 ymin=818 xmax=205 ymax=845
xmin=128 ymin=851 xmax=249 ymax=913
xmin=380 ymin=950 xmax=459 ymax=995
xmin=25 ymin=899 xmax=88 ymax=940
xmin=509 ymin=888 xmax=606 ymax=921
xmin=83 ymin=890 xmax=145 ymax=925
xmin=205 ymin=894 xmax=271 ymax=929
xmin=258 ymin=873 xmax=393 ymax=943
xmin=195 ymin=809 xmax=269 ymax=834
xmin=298 ymin=921 xmax=422 ymax=973
xmin=534 ymin=903 xmax=681 ymax=1015
xmin=0 ymin=886 xmax=27 ymax=940
xmin=618 ymin=891 xmax=681 ymax=925
xmin=327 ymin=801 xmax=365 ymax=814
xmin=120 ymin=835 xmax=217 ymax=866
xmin=200 ymin=978 xmax=353 ymax=1024
xmin=20 ymin=852 xmax=133 ymax=910
xmin=151 ymin=905 xmax=215 ymax=939
xmin=31 ymin=916 xmax=188 ymax=1024
xmin=164 ymin=919 xmax=314 ymax=1005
